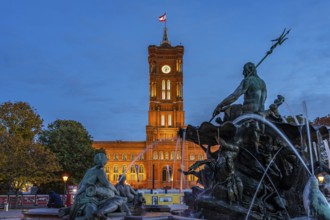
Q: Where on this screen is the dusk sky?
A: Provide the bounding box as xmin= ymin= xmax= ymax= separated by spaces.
xmin=1 ymin=1 xmax=329 ymax=141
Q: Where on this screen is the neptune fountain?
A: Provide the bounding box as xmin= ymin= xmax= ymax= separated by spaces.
xmin=178 ymin=31 xmax=330 ymax=219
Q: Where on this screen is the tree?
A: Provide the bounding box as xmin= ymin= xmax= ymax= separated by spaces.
xmin=39 ymin=120 xmax=104 ymax=185
xmin=313 ymin=114 xmax=330 ymax=127
xmin=0 ymin=102 xmax=61 ymax=205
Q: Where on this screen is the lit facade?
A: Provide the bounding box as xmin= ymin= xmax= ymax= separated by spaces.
xmin=93 ymin=27 xmax=206 ymax=190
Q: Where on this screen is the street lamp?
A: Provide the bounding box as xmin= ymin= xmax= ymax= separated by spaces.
xmin=62 ymin=174 xmax=69 ymax=195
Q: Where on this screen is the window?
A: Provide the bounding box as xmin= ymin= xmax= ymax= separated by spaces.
xmin=122 ymin=153 xmax=127 ymax=161
xmin=167 ymin=80 xmax=171 ymax=100
xmin=177 ymin=152 xmax=181 ymax=160
xmin=168 ymin=114 xmax=172 ymax=127
xmin=161 ymin=114 xmax=165 ymax=126
xmin=198 ymin=154 xmax=204 ymax=160
xmin=162 ymin=166 xmax=172 ymax=182
xmin=114 ymin=153 xmax=118 ymax=161
xmin=139 ymin=165 xmax=144 ymax=173
xmin=153 ymin=151 xmax=158 ymax=160
xmin=159 ymin=151 xmax=164 ymax=160
xmin=113 ymin=165 xmax=119 ymax=174
xmin=188 ymin=175 xmax=195 ymax=181
xmin=170 ymin=151 xmax=175 ymax=160
xmin=189 ymin=154 xmax=195 ymax=161
xmin=165 ymin=152 xmax=169 ymax=160
xmin=161 ymin=79 xmax=171 ymax=100
xmin=113 ymin=174 xmax=119 ymax=181
xmin=131 ymin=153 xmax=135 ymax=161
xmin=162 ymin=80 xmax=166 ymax=100
xmin=130 ymin=166 xmax=136 ymax=173
xmin=105 ymin=166 xmax=110 ymax=173
xmin=121 ymin=165 xmax=127 ymax=174
xmin=151 ymin=82 xmax=156 ymax=97
xmin=139 ymin=154 xmax=144 ymax=160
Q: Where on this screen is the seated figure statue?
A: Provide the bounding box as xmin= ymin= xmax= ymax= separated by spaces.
xmin=115 ymin=175 xmax=137 ymax=203
xmin=213 ymin=62 xmax=267 ymax=121
xmin=68 ymin=153 xmax=130 ymax=219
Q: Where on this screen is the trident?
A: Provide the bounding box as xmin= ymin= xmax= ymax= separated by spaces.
xmin=256 ymin=28 xmax=291 ymax=68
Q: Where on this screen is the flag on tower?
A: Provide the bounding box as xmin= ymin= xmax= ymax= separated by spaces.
xmin=159 ymin=13 xmax=166 ymax=22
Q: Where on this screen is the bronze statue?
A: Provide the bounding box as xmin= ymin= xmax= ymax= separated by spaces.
xmin=212 ymin=62 xmax=267 ymax=120
xmin=115 ymin=174 xmax=138 ymax=204
xmin=69 ymin=153 xmax=130 ymax=219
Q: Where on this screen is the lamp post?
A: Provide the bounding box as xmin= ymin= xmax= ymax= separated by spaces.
xmin=62 ymin=175 xmax=69 ymax=195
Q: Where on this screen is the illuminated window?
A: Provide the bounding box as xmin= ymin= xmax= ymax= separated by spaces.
xmin=159 ymin=151 xmax=164 ymax=160
xmin=131 ymin=153 xmax=135 ymax=161
xmin=167 ymin=80 xmax=171 ymax=100
xmin=153 ymin=151 xmax=158 ymax=160
xmin=189 ymin=154 xmax=195 ymax=161
xmin=139 ymin=165 xmax=144 ymax=173
xmin=139 ymin=154 xmax=144 ymax=160
xmin=162 ymin=166 xmax=172 ymax=182
xmin=114 ymin=153 xmax=118 ymax=161
xmin=177 ymin=152 xmax=181 ymax=160
xmin=170 ymin=151 xmax=175 ymax=160
xmin=198 ymin=154 xmax=204 ymax=160
xmin=151 ymin=82 xmax=156 ymax=97
xmin=161 ymin=115 xmax=165 ymax=126
xmin=122 ymin=153 xmax=127 ymax=161
xmin=105 ymin=166 xmax=110 ymax=173
xmin=162 ymin=80 xmax=166 ymax=100
xmin=165 ymin=152 xmax=169 ymax=160
xmin=130 ymin=166 xmax=136 ymax=173
xmin=113 ymin=165 xmax=119 ymax=173
xmin=113 ymin=174 xmax=119 ymax=181
xmin=122 ymin=165 xmax=127 ymax=173
xmin=168 ymin=114 xmax=172 ymax=126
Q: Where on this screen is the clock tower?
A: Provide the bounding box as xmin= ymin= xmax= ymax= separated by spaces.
xmin=146 ymin=27 xmax=185 ymax=143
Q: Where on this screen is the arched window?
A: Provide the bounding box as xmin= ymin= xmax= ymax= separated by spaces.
xmin=113 ymin=165 xmax=118 ymax=173
xmin=177 ymin=152 xmax=181 ymax=160
xmin=167 ymin=80 xmax=171 ymax=100
xmin=162 ymin=166 xmax=172 ymax=182
xmin=153 ymin=151 xmax=158 ymax=160
xmin=138 ymin=165 xmax=145 ymax=181
xmin=170 ymin=151 xmax=175 ymax=160
xmin=122 ymin=153 xmax=127 ymax=161
xmin=114 ymin=153 xmax=118 ymax=161
xmin=161 ymin=114 xmax=165 ymax=126
xmin=139 ymin=154 xmax=144 ymax=160
xmin=162 ymin=80 xmax=166 ymax=100
xmin=104 ymin=166 xmax=109 ymax=173
xmin=168 ymin=114 xmax=172 ymax=127
xmin=159 ymin=151 xmax=164 ymax=160
xmin=198 ymin=154 xmax=204 ymax=160
xmin=121 ymin=165 xmax=127 ymax=173
xmin=130 ymin=166 xmax=135 ymax=173
xmin=165 ymin=152 xmax=169 ymax=160
xmin=131 ymin=153 xmax=135 ymax=161
xmin=189 ymin=154 xmax=195 ymax=161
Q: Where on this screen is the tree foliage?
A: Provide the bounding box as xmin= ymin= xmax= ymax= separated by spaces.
xmin=39 ymin=120 xmax=103 ymax=185
xmin=0 ymin=102 xmax=61 ymax=196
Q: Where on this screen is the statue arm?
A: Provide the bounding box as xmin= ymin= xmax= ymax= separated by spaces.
xmin=213 ymin=81 xmax=247 ymax=116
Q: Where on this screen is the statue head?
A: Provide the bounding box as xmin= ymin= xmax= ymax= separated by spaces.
xmin=94 ymin=153 xmax=108 ymax=167
xmin=243 ymin=62 xmax=257 ymax=77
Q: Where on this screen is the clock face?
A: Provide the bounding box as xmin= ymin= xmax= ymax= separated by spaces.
xmin=161 ymin=65 xmax=171 ymax=74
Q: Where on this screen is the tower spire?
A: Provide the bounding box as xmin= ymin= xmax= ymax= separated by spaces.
xmin=160 ymin=26 xmax=171 ymax=47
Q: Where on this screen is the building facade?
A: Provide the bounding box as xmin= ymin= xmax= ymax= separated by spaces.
xmin=93 ymin=27 xmax=206 ymax=190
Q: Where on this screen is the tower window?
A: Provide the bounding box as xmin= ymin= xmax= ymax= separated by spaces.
xmin=162 ymin=80 xmax=166 ymax=100
xmin=167 ymin=80 xmax=171 ymax=100
xmin=168 ymin=114 xmax=172 ymax=126
xmin=161 ymin=114 xmax=165 ymax=126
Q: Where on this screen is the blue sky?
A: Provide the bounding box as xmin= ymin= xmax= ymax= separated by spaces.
xmin=0 ymin=1 xmax=329 ymax=141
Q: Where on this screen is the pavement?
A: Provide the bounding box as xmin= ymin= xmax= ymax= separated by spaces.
xmin=0 ymin=209 xmax=24 ymax=220
xmin=0 ymin=205 xmax=190 ymax=220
